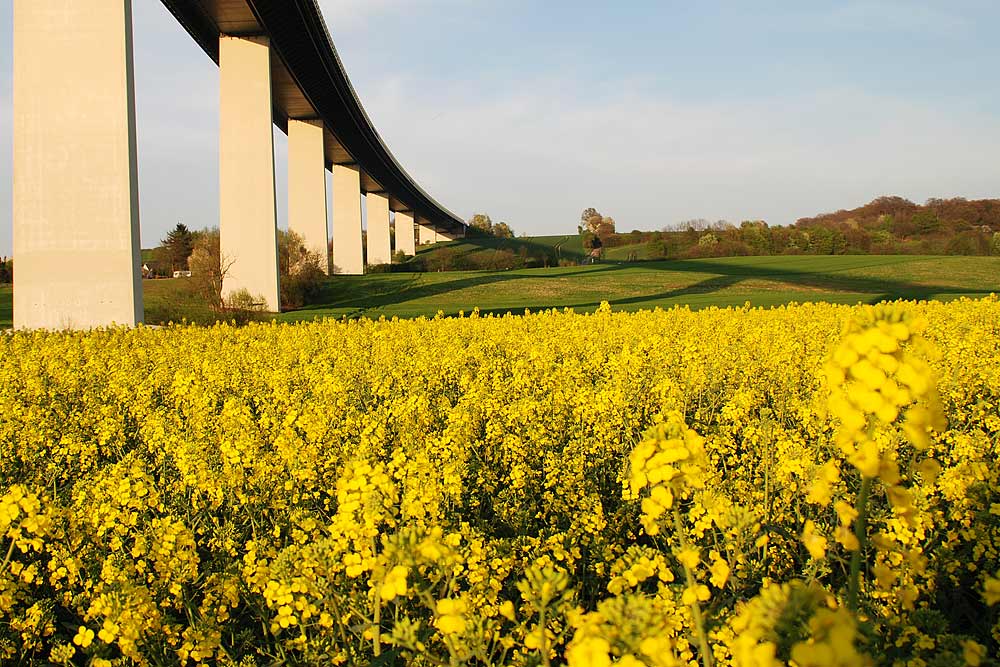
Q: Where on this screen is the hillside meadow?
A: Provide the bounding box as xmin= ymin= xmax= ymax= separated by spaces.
xmin=282 ymin=255 xmax=1000 ymax=322
xmin=1 ymin=297 xmax=999 ymax=665
xmin=2 ymin=255 xmax=999 ymax=328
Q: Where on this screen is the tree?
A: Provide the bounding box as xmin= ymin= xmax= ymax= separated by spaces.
xmin=187 ymin=229 xmax=226 ymax=309
xmin=911 ymin=211 xmax=942 ymax=235
xmin=492 ymin=222 xmax=514 ymax=239
xmin=740 ymin=220 xmax=771 ymax=254
xmin=678 ymin=219 xmax=711 ymax=232
xmin=468 ymin=213 xmax=514 ymax=239
xmin=469 ymin=213 xmax=494 ymax=235
xmin=162 ymin=223 xmax=194 ymax=273
xmin=581 ymin=208 xmax=603 ymax=235
xmin=595 ymin=217 xmax=616 ymax=239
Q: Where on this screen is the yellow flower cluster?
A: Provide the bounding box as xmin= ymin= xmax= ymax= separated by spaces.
xmin=0 ymin=297 xmax=997 ymax=666
xmin=825 ymin=303 xmax=947 ymax=476
xmin=628 ymin=411 xmax=708 ymax=536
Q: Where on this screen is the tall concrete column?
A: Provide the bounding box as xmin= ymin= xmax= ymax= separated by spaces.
xmin=395 ymin=212 xmax=416 ymax=257
xmin=332 ymin=165 xmax=364 ymax=275
xmin=219 ymin=35 xmax=280 ymax=312
xmin=13 ymin=0 xmax=142 ymax=329
xmin=366 ymin=194 xmax=391 ymax=266
xmin=417 ymin=221 xmax=436 ymax=246
xmin=288 ymin=119 xmax=329 ymax=274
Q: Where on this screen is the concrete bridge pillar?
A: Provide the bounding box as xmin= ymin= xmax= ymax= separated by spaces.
xmin=219 ymin=35 xmax=280 ymax=311
xmin=366 ymin=194 xmax=392 ymax=266
xmin=332 ymin=165 xmax=364 ymax=275
xmin=288 ymin=119 xmax=329 ymax=274
xmin=395 ymin=212 xmax=416 ymax=257
xmin=417 ymin=220 xmax=436 ymax=246
xmin=13 ymin=0 xmax=143 ymax=329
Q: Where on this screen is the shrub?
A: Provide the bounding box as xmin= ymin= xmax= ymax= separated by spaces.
xmin=278 ymin=230 xmax=325 ymax=310
xmin=223 ymin=288 xmax=266 ymax=325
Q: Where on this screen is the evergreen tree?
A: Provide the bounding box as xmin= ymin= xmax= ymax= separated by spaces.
xmin=162 ymin=223 xmax=194 ymax=272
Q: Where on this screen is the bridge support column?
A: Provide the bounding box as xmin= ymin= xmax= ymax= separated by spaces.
xmin=417 ymin=221 xmax=436 ymax=246
xmin=288 ymin=119 xmax=330 ymax=274
xmin=366 ymin=194 xmax=392 ymax=266
xmin=332 ymin=165 xmax=364 ymax=275
xmin=219 ymin=35 xmax=280 ymax=311
xmin=13 ymin=0 xmax=142 ymax=329
xmin=395 ymin=212 xmax=416 ymax=257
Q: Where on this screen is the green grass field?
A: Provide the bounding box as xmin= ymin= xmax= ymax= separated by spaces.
xmin=279 ymin=255 xmax=1000 ymax=322
xmin=2 ymin=255 xmax=998 ymax=328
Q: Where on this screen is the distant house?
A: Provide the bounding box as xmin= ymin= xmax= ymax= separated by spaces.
xmin=173 ymin=270 xmax=193 ymax=278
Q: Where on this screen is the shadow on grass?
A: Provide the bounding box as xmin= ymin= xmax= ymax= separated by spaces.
xmin=290 ymin=256 xmax=998 ymax=320
xmin=559 ymin=258 xmax=998 ymax=311
xmin=295 ymin=266 xmax=614 ymax=318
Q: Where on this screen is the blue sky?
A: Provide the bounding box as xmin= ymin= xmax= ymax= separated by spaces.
xmin=2 ymin=0 xmax=999 ymax=255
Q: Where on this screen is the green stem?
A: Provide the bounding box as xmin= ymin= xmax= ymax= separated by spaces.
xmin=539 ymin=604 xmax=550 ymax=667
xmin=373 ymin=593 xmax=381 ymax=658
xmin=848 ymin=476 xmax=873 ymax=612
xmin=674 ymin=508 xmax=714 ymax=667
xmin=0 ymin=539 xmax=15 ymax=576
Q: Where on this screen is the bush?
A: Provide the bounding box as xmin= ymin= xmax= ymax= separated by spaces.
xmin=223 ymin=288 xmax=267 ymax=325
xmin=945 ymin=230 xmax=990 ymax=256
xmin=426 ymin=247 xmax=460 ymax=272
xmin=278 ymin=230 xmax=325 ymax=310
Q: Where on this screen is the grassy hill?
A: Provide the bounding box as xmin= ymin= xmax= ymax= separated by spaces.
xmin=428 ymin=234 xmax=586 ymax=256
xmin=407 ymin=234 xmax=587 ymax=271
xmin=280 ymin=255 xmax=1000 ymax=322
xmin=3 ymin=255 xmax=998 ymax=328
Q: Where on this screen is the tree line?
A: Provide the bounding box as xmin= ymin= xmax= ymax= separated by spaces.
xmin=597 ymin=197 xmax=1000 ymax=259
xmin=467 ymin=213 xmax=515 ymax=239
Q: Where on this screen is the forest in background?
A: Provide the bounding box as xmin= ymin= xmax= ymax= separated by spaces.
xmin=599 ymin=196 xmax=1000 ymax=260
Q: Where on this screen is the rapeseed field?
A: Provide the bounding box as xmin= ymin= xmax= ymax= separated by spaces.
xmin=1 ymin=299 xmax=998 ymax=666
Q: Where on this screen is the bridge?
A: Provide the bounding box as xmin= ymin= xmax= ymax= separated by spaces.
xmin=12 ymin=0 xmax=467 ymax=329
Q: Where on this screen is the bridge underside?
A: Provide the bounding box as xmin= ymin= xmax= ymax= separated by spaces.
xmin=159 ymin=0 xmax=464 ymax=230
xmin=12 ymin=0 xmax=465 ymax=328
